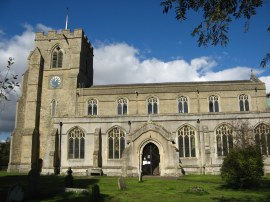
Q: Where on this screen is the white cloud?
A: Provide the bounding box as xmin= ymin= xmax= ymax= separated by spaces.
xmin=0 ymin=24 xmax=51 ymax=140
xmin=1 ymin=25 xmax=270 ymax=141
xmin=93 ymin=42 xmax=264 ymax=88
xmin=259 ymin=76 xmax=270 ymax=93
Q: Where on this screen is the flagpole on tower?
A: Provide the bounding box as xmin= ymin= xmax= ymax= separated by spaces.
xmin=65 ymin=7 xmax=69 ymax=30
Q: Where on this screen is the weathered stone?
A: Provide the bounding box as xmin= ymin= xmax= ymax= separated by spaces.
xmin=7 ymin=184 xmax=25 ymax=202
xmin=118 ymin=177 xmax=127 ymax=190
xmin=91 ymin=184 xmax=100 ymax=201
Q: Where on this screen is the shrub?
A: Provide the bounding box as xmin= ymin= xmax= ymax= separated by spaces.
xmin=220 ymin=145 xmax=264 ymax=188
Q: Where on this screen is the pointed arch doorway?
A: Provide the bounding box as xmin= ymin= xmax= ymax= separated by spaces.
xmin=142 ymin=143 xmax=160 ymax=176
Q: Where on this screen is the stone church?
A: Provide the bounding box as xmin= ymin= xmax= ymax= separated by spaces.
xmin=8 ymin=29 xmax=270 ymax=176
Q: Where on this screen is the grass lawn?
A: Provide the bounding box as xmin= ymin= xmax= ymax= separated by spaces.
xmin=1 ymin=171 xmax=270 ymax=201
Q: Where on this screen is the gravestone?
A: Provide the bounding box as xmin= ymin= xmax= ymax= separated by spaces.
xmin=27 ymin=168 xmax=40 ymax=197
xmin=7 ymin=184 xmax=24 ymax=202
xmin=65 ymin=167 xmax=73 ymax=188
xmin=91 ymin=184 xmax=100 ymax=201
xmin=118 ymin=177 xmax=127 ymax=190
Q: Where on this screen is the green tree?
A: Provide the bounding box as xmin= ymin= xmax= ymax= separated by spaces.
xmin=0 ymin=138 xmax=11 ymax=169
xmin=161 ymin=0 xmax=270 ymax=67
xmin=0 ymin=57 xmax=20 ymax=104
xmin=221 ymin=146 xmax=264 ymax=188
xmin=220 ymin=121 xmax=264 ymax=188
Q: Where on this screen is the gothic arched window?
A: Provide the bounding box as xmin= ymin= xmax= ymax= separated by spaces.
xmin=239 ymin=94 xmax=249 ymax=111
xmin=148 ymin=97 xmax=158 ymax=114
xmin=68 ymin=127 xmax=85 ymax=159
xmin=88 ymin=99 xmax=97 ymax=115
xmin=52 ymin=46 xmax=63 ymax=68
xmin=51 ymin=100 xmax=57 ymax=116
xmin=254 ymin=123 xmax=270 ymax=155
xmin=178 ymin=96 xmax=188 ymax=113
xmin=216 ymin=124 xmax=233 ymax=156
xmin=108 ymin=127 xmax=125 ymax=159
xmin=178 ymin=125 xmax=196 ymax=158
xmin=209 ymin=95 xmax=219 ymax=112
xmin=117 ymin=98 xmax=127 ymax=115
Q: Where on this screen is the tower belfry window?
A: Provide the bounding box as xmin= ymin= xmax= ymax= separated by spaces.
xmin=52 ymin=46 xmax=63 ymax=68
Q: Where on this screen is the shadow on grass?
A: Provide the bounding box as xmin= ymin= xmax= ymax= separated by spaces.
xmin=212 ymin=177 xmax=270 ymax=202
xmin=213 ymin=195 xmax=270 ymax=202
xmin=0 ymin=174 xmax=102 ymax=201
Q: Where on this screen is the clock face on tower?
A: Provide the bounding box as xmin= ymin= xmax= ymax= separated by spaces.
xmin=50 ymin=76 xmax=61 ymax=88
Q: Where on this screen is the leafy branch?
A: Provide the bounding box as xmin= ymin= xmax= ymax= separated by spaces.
xmin=0 ymin=58 xmax=20 ymax=104
xmin=161 ymin=0 xmax=268 ymax=67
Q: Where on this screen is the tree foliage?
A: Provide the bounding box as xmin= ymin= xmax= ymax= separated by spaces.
xmin=0 ymin=58 xmax=20 ymax=104
xmin=0 ymin=138 xmax=10 ymax=169
xmin=221 ymin=121 xmax=264 ymax=188
xmin=221 ymin=146 xmax=264 ymax=188
xmin=161 ymin=0 xmax=269 ymax=67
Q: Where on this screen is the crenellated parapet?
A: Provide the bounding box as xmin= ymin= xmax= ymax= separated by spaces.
xmin=35 ymin=29 xmax=92 ymax=48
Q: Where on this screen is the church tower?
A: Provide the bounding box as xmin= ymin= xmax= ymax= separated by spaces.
xmin=8 ymin=29 xmax=93 ymax=172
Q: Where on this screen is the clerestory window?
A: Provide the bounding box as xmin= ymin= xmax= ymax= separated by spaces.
xmin=239 ymin=94 xmax=249 ymax=111
xmin=178 ymin=96 xmax=188 ymax=113
xmin=117 ymin=98 xmax=127 ymax=115
xmin=209 ymin=95 xmax=219 ymax=112
xmin=88 ymin=99 xmax=97 ymax=115
xmin=148 ymin=97 xmax=158 ymax=114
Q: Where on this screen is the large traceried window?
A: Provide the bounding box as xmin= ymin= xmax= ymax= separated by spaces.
xmin=209 ymin=95 xmax=219 ymax=112
xmin=88 ymin=99 xmax=97 ymax=115
xmin=239 ymin=94 xmax=249 ymax=111
xmin=108 ymin=127 xmax=125 ymax=159
xmin=216 ymin=124 xmax=233 ymax=156
xmin=68 ymin=127 xmax=85 ymax=159
xmin=117 ymin=98 xmax=127 ymax=115
xmin=178 ymin=125 xmax=196 ymax=158
xmin=148 ymin=97 xmax=158 ymax=114
xmin=255 ymin=123 xmax=270 ymax=155
xmin=52 ymin=46 xmax=63 ymax=68
xmin=178 ymin=96 xmax=188 ymax=113
xmin=51 ymin=100 xmax=57 ymax=116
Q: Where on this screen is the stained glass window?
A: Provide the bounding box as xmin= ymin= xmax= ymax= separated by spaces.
xmin=239 ymin=94 xmax=249 ymax=111
xmin=117 ymin=98 xmax=128 ymax=115
xmin=254 ymin=123 xmax=270 ymax=155
xmin=178 ymin=125 xmax=196 ymax=158
xmin=148 ymin=97 xmax=158 ymax=114
xmin=68 ymin=127 xmax=85 ymax=159
xmin=178 ymin=96 xmax=188 ymax=113
xmin=108 ymin=127 xmax=125 ymax=159
xmin=209 ymin=95 xmax=219 ymax=112
xmin=216 ymin=124 xmax=233 ymax=156
xmin=88 ymin=99 xmax=98 ymax=115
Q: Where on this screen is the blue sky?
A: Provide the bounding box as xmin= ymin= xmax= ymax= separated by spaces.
xmin=0 ymin=0 xmax=270 ymax=140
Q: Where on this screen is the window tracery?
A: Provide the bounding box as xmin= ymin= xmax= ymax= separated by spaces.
xmin=68 ymin=127 xmax=85 ymax=159
xmin=52 ymin=46 xmax=63 ymax=68
xmin=216 ymin=124 xmax=233 ymax=156
xmin=178 ymin=125 xmax=196 ymax=158
xmin=209 ymin=95 xmax=219 ymax=112
xmin=148 ymin=97 xmax=158 ymax=114
xmin=108 ymin=127 xmax=125 ymax=159
xmin=178 ymin=96 xmax=188 ymax=113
